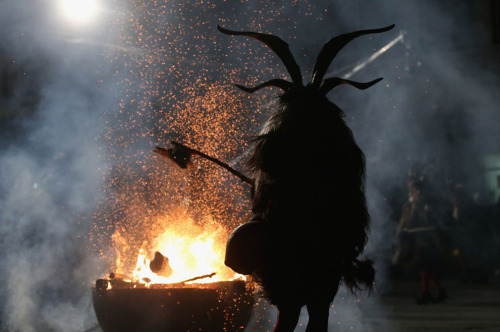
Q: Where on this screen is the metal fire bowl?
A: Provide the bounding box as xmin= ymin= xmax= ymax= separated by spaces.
xmin=92 ymin=280 xmax=255 ymax=332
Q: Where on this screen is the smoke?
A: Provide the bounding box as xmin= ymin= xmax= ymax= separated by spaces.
xmin=0 ymin=0 xmax=122 ymax=331
xmin=0 ymin=0 xmax=498 ymax=331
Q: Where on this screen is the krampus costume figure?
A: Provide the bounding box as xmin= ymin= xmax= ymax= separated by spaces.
xmin=221 ymin=25 xmax=394 ymax=332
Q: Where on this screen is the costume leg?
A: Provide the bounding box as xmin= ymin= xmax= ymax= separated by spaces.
xmin=305 ymin=301 xmax=330 ymax=332
xmin=420 ymin=270 xmax=430 ymax=292
xmin=428 ymin=272 xmax=447 ymax=302
xmin=416 ymin=270 xmax=432 ymax=304
xmin=273 ymin=304 xmax=302 ymax=332
xmin=427 ymin=272 xmax=442 ymax=290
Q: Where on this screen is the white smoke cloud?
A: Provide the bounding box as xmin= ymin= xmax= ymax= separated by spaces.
xmin=0 ymin=0 xmax=497 ymax=331
xmin=0 ymin=1 xmax=121 ymax=331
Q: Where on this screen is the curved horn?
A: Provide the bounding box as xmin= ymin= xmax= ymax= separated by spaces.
xmin=217 ymin=25 xmax=303 ymax=86
xmin=311 ymin=25 xmax=395 ymax=88
xmin=320 ymin=77 xmax=383 ymax=95
xmin=235 ymin=79 xmax=292 ymax=93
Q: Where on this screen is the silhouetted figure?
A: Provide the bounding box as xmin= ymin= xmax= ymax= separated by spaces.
xmin=221 ymin=24 xmax=394 ymax=331
xmin=396 ymin=180 xmax=447 ymax=304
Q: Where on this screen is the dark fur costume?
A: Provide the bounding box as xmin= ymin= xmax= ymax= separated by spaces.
xmin=249 ymin=87 xmax=370 ymax=305
xmin=220 ymin=25 xmax=394 ymax=314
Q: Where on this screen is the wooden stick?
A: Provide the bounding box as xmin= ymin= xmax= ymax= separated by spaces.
xmin=178 ymin=272 xmax=216 ymax=284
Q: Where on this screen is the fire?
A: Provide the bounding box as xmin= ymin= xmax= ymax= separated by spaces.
xmin=117 ymin=213 xmax=239 ymax=285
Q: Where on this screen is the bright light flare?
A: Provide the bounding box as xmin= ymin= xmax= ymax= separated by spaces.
xmin=59 ymin=0 xmax=99 ymax=24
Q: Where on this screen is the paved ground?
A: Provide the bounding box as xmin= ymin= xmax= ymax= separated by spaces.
xmin=359 ymin=279 xmax=500 ymax=331
xmin=244 ymin=279 xmax=500 ymax=332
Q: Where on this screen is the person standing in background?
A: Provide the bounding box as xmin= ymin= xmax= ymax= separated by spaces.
xmin=396 ymin=180 xmax=448 ymax=304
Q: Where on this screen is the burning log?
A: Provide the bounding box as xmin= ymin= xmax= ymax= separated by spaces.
xmin=94 ymin=272 xmax=135 ymax=290
xmin=176 ymin=272 xmax=216 ymax=284
xmin=109 ymin=272 xmax=131 ymax=280
xmin=95 ymin=279 xmax=109 ymax=291
xmin=110 ymin=273 xmax=132 ymax=287
xmin=149 ymin=251 xmax=173 ymax=278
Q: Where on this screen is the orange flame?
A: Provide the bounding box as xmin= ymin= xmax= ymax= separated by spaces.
xmin=122 ymin=213 xmax=239 ymax=285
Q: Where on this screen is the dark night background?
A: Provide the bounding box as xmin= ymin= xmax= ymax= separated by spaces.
xmin=0 ymin=0 xmax=499 ymax=331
